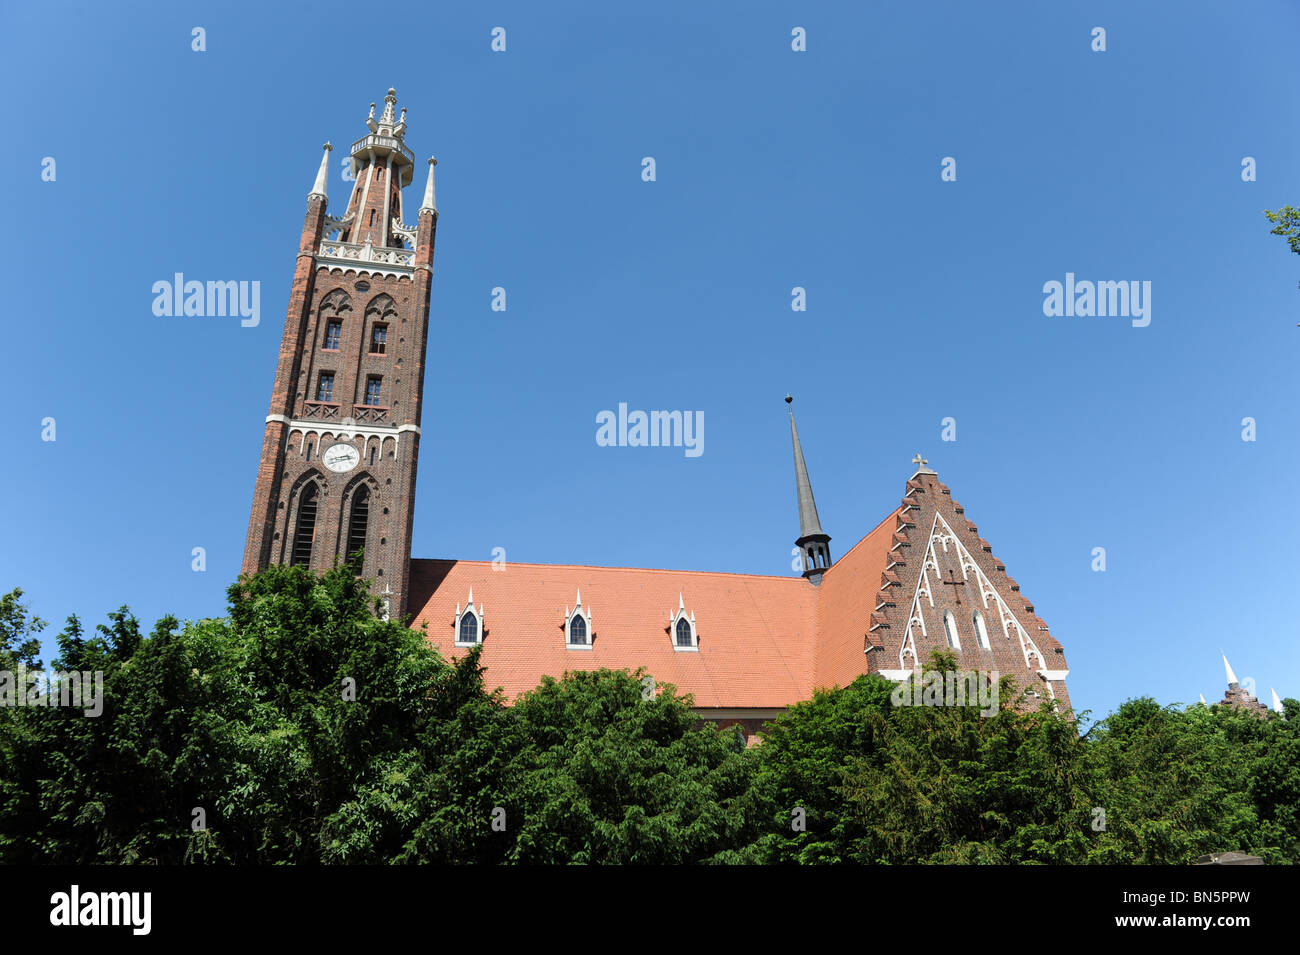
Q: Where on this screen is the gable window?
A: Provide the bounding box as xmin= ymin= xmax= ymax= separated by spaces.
xmin=370 ymin=324 xmax=387 ymax=354
xmin=942 ymin=610 xmax=961 ymax=650
xmin=364 ymin=376 xmax=382 ymax=406
xmin=324 ymin=320 xmax=341 ymax=350
xmin=317 ymin=372 xmax=335 ymax=402
xmin=453 ymin=590 xmax=484 ymax=647
xmin=973 ymin=611 xmax=991 ymax=650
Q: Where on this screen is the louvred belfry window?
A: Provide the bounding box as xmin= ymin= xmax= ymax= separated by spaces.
xmin=346 ymin=485 xmax=369 ymax=563
xmin=290 ymin=485 xmax=319 ymax=567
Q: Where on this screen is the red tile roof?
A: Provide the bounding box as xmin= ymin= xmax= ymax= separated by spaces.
xmin=408 ymin=558 xmax=823 ymax=708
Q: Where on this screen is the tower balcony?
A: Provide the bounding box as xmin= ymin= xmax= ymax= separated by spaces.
xmin=317 ymin=238 xmax=415 ymax=274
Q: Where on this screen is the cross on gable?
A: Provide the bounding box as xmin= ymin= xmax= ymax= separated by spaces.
xmin=941 ymin=568 xmax=966 ymax=606
xmin=912 ymin=453 xmax=927 ymax=470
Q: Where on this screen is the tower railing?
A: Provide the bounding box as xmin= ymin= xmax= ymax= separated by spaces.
xmin=318 ymin=240 xmax=416 ymax=268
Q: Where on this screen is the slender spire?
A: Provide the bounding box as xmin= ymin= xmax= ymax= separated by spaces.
xmin=786 ymin=395 xmax=832 ymax=582
xmin=1271 ymin=688 xmax=1283 ymax=713
xmin=1223 ymin=653 xmax=1238 ymax=687
xmin=309 ymin=142 xmax=332 ymax=202
xmin=420 ymin=157 xmax=438 ymax=214
xmin=788 ymin=396 xmax=826 ymax=540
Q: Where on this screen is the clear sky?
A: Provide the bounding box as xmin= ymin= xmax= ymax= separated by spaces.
xmin=3 ymin=0 xmax=1298 ymax=722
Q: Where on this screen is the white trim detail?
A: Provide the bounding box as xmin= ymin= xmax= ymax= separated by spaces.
xmin=1037 ymin=669 xmax=1069 ymax=681
xmin=453 ymin=588 xmax=483 ymax=647
xmin=564 ymin=589 xmax=594 ymax=649
xmin=669 ymin=593 xmax=699 ymax=651
xmin=897 ymin=512 xmax=1046 ymax=672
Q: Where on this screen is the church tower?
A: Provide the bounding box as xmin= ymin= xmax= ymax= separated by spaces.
xmin=241 ymin=89 xmax=438 ymax=619
xmin=786 ymin=395 xmax=832 ymax=583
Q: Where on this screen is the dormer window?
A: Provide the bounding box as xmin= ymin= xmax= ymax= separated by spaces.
xmin=564 ymin=591 xmax=593 ymax=650
xmin=453 ymin=589 xmax=483 ymax=647
xmin=668 ymin=593 xmax=699 ymax=651
xmin=675 ymin=618 xmax=692 ymax=646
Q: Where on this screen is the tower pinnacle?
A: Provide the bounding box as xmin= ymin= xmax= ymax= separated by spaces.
xmin=786 ymin=396 xmax=832 ymax=583
xmin=309 ymin=142 xmax=332 ymax=202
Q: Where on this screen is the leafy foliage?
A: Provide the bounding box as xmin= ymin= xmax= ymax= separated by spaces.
xmin=1 ymin=576 xmax=1297 ymax=864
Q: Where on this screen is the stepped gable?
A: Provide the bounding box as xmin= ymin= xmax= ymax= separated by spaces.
xmin=861 ymin=463 xmax=1071 ymax=710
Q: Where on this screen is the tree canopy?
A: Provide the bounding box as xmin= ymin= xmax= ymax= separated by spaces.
xmin=1 ymin=570 xmax=1296 ymax=864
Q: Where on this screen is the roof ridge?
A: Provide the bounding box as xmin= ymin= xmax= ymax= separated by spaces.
xmin=410 ymin=557 xmax=809 ymax=583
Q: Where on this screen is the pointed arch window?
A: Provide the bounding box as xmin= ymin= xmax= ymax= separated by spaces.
xmin=453 ymin=590 xmax=483 ymax=647
xmin=668 ymin=594 xmax=699 ymax=651
xmin=972 ymin=611 xmax=991 ymax=650
xmin=290 ymin=483 xmax=319 ymax=567
xmin=675 ymin=617 xmax=692 ymax=647
xmin=942 ymin=610 xmax=961 ymax=650
xmin=346 ymin=485 xmax=370 ymax=565
xmin=564 ymin=592 xmax=593 ymax=649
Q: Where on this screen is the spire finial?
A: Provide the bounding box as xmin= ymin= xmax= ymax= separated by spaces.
xmin=420 ymin=156 xmax=438 ymax=214
xmin=379 ymin=88 xmax=398 ymax=127
xmin=788 ymin=396 xmax=832 ymax=580
xmin=1271 ymin=688 xmax=1283 ymax=713
xmin=1223 ymin=653 xmax=1238 ymax=687
xmin=308 ymin=142 xmax=333 ymax=202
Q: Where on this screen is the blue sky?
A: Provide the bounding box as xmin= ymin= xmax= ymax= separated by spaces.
xmin=3 ymin=1 xmax=1299 ymax=721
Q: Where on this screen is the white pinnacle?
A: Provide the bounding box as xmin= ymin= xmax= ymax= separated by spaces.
xmin=1272 ymin=688 xmax=1283 ymax=713
xmin=420 ymin=157 xmax=437 ymax=213
xmin=309 ymin=142 xmax=332 ymax=202
xmin=1223 ymin=654 xmax=1238 ymax=687
xmin=1199 ymin=693 xmax=1207 ymax=705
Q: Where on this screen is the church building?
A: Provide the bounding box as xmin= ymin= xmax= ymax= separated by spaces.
xmin=241 ymin=91 xmax=1073 ymax=740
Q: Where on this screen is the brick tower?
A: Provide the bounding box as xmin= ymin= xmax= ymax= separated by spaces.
xmin=241 ymin=88 xmax=437 ymax=619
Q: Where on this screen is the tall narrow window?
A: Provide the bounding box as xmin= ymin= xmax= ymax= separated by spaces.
xmin=317 ymin=372 xmax=335 ymax=402
xmin=459 ymin=611 xmax=478 ymax=645
xmin=324 ymin=321 xmax=341 ymax=350
xmin=369 ymin=324 xmax=387 ymax=354
xmin=675 ymin=617 xmax=692 ymax=647
xmin=973 ymin=611 xmax=991 ymax=650
xmin=364 ymin=376 xmax=383 ymax=406
xmin=346 ymin=485 xmax=369 ymax=563
xmin=569 ymin=615 xmax=587 ymax=645
xmin=942 ymin=610 xmax=961 ymax=650
xmin=290 ymin=484 xmax=319 ymax=567
xmin=368 ymin=445 xmax=377 ymax=466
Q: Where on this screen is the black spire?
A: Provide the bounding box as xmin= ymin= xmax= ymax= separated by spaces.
xmin=786 ymin=396 xmax=832 ymax=583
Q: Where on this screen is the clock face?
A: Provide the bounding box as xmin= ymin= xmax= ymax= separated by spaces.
xmin=322 ymin=443 xmax=360 ymax=473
